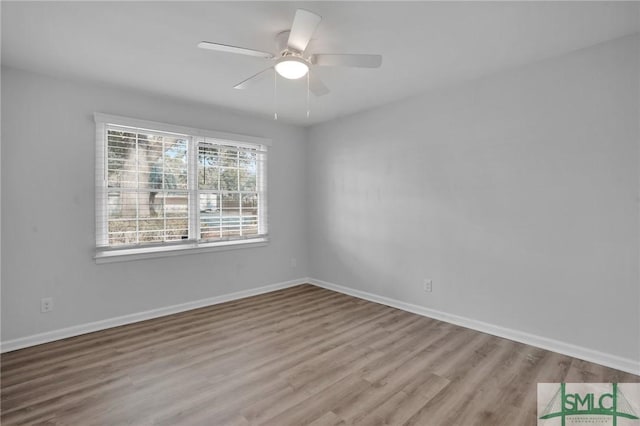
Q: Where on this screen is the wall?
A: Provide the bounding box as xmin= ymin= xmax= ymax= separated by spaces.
xmin=2 ymin=35 xmax=638 ymax=370
xmin=1 ymin=67 xmax=308 ymax=343
xmin=307 ymin=35 xmax=640 ymax=364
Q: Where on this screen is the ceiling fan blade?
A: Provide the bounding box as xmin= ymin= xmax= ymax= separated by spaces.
xmin=287 ymin=9 xmax=321 ymax=53
xmin=312 ymin=54 xmax=382 ymax=68
xmin=198 ymin=41 xmax=274 ymax=59
xmin=309 ymin=73 xmax=330 ymax=96
xmin=233 ymin=67 xmax=274 ymax=90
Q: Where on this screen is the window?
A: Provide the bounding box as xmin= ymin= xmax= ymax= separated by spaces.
xmin=95 ymin=114 xmax=268 ymax=262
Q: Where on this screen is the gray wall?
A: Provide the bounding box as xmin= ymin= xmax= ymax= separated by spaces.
xmin=1 ymin=67 xmax=308 ymax=342
xmin=2 ymin=35 xmax=638 ymax=364
xmin=307 ymin=35 xmax=640 ymax=362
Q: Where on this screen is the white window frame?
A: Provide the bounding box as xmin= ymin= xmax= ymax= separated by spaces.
xmin=94 ymin=113 xmax=270 ymax=263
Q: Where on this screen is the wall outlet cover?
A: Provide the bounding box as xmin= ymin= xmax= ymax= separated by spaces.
xmin=41 ymin=297 xmax=53 ymax=313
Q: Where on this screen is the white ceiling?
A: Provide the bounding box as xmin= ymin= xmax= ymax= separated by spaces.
xmin=2 ymin=1 xmax=639 ymax=126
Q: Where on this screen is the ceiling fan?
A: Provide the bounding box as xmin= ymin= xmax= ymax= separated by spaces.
xmin=197 ymin=9 xmax=383 ymax=97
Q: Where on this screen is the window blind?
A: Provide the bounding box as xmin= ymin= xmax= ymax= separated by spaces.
xmin=96 ymin=117 xmax=268 ymax=254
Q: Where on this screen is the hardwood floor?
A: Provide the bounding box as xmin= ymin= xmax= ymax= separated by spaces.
xmin=1 ymin=284 xmax=638 ymax=425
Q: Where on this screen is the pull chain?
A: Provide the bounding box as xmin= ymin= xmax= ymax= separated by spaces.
xmin=273 ymin=70 xmax=278 ymax=120
xmin=306 ymin=71 xmax=310 ymax=119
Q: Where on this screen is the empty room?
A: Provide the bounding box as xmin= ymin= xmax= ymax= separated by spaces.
xmin=1 ymin=1 xmax=639 ymax=425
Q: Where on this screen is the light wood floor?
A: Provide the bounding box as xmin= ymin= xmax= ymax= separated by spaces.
xmin=1 ymin=284 xmax=638 ymax=425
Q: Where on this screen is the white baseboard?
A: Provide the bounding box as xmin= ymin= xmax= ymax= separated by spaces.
xmin=3 ymin=276 xmax=638 ymax=376
xmin=308 ymin=278 xmax=640 ymax=376
xmin=0 ymin=278 xmax=307 ymax=353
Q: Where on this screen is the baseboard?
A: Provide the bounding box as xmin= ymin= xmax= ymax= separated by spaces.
xmin=0 ymin=278 xmax=307 ymax=353
xmin=308 ymin=278 xmax=640 ymax=376
xmin=4 ymin=277 xmax=638 ymax=376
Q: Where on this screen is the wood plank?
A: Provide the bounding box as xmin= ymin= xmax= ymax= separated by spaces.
xmin=1 ymin=284 xmax=637 ymax=425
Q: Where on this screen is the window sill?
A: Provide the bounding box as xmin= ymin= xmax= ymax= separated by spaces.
xmin=95 ymin=238 xmax=269 ymax=264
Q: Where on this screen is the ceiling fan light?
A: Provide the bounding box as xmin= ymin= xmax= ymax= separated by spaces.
xmin=275 ymin=57 xmax=309 ymax=79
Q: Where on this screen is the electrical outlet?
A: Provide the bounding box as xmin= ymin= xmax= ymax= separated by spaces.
xmin=41 ymin=297 xmax=53 ymax=313
xmin=290 ymin=258 xmax=297 ymax=269
xmin=423 ymin=279 xmax=432 ymax=293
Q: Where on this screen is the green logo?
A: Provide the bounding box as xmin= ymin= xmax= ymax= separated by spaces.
xmin=539 ymin=383 xmax=639 ymax=426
